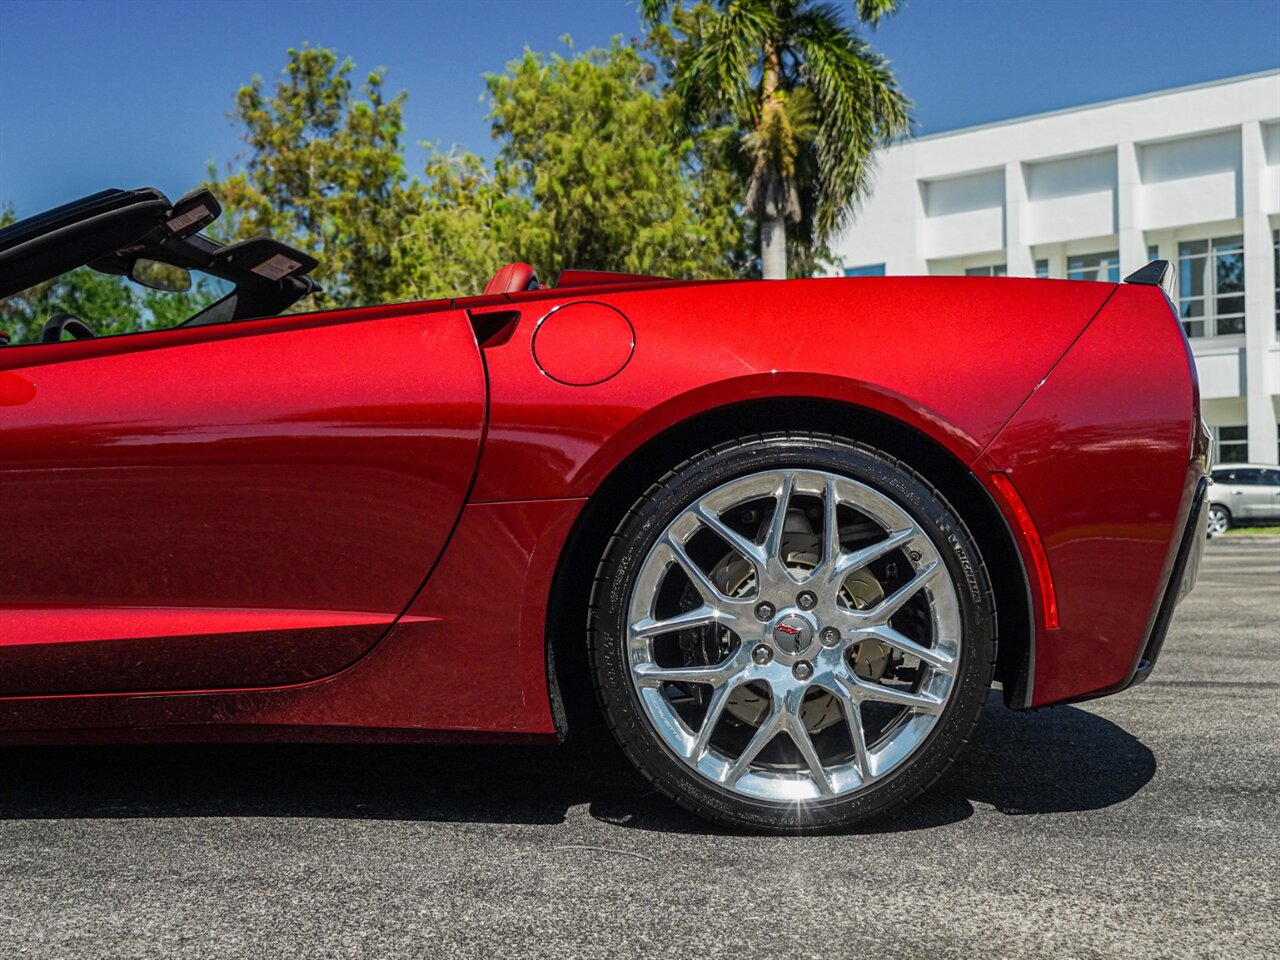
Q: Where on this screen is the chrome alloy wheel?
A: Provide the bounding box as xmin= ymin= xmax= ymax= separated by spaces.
xmin=626 ymin=468 xmax=962 ymax=803
xmin=1206 ymin=504 xmax=1230 ymax=537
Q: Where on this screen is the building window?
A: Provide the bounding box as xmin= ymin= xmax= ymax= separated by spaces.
xmin=1273 ymin=229 xmax=1279 ymax=333
xmin=1067 ymin=251 xmax=1119 ymax=282
xmin=965 ymin=264 xmax=1007 ymax=277
xmin=1178 ymin=235 xmax=1244 ymax=338
xmin=1148 ymin=244 xmax=1158 ymax=261
xmin=1215 ymin=425 xmax=1248 ymax=464
xmin=844 ymin=263 xmax=885 ymax=277
xmin=1034 ymin=259 xmax=1049 ymax=279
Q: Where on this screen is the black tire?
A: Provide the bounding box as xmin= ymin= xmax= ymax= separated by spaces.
xmin=588 ymin=432 xmax=996 ymax=832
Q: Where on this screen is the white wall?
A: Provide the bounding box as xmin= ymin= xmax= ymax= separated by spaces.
xmin=1025 ymin=150 xmax=1116 ymax=245
xmin=921 ymin=169 xmax=1005 ymax=258
xmin=1139 ymin=130 xmax=1241 ymax=230
xmin=1264 ymin=122 xmax=1280 ymax=213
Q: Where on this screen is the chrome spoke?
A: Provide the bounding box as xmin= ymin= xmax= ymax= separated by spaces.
xmin=831 ymin=527 xmax=916 ymax=582
xmin=694 ymin=502 xmax=767 ymax=569
xmin=854 ymin=560 xmax=940 ymax=623
xmin=662 ymin=534 xmax=731 ymax=607
xmin=762 ymin=471 xmax=796 ymax=570
xmin=688 ymin=680 xmax=737 ymax=761
xmin=819 ymin=474 xmax=841 ymax=575
xmin=859 ymin=624 xmax=957 ymax=673
xmin=839 ymin=671 xmax=944 ymax=715
xmin=786 ymin=717 xmax=834 ymax=797
xmin=726 ymin=704 xmax=783 ymax=785
xmin=634 ymin=661 xmax=736 ymax=689
xmin=838 ymin=694 xmax=872 ymax=780
xmin=631 ymin=605 xmax=726 ymax=640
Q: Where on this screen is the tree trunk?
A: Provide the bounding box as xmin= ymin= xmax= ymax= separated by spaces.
xmin=761 ymin=216 xmax=787 ymax=279
xmin=759 ymin=39 xmax=786 ymax=280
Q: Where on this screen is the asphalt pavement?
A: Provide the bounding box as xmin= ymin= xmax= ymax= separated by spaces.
xmin=1 ymin=539 xmax=1276 ymax=959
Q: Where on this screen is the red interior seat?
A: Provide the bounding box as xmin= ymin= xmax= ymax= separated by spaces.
xmin=482 ymin=262 xmax=539 ymax=296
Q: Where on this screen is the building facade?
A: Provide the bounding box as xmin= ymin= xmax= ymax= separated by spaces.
xmin=833 ymin=70 xmax=1280 ymax=465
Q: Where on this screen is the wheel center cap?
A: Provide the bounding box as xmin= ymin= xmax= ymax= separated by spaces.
xmin=771 ymin=614 xmax=814 ymax=655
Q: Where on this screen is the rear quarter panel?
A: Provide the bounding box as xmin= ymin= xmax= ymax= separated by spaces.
xmin=978 ymin=284 xmax=1199 ymax=705
xmin=474 ymin=277 xmax=1115 ymax=502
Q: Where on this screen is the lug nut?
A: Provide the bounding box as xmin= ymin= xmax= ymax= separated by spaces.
xmin=752 ymin=644 xmax=773 ymax=665
xmin=796 ymin=591 xmax=817 ymax=610
xmin=755 ymin=602 xmax=775 ymax=621
xmin=793 ymin=660 xmax=813 ymax=680
xmin=820 ymin=627 xmax=840 ymax=647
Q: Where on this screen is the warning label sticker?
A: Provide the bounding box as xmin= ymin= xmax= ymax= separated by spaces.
xmin=165 ymin=204 xmax=210 ymax=234
xmin=251 ymin=254 xmax=303 ymax=281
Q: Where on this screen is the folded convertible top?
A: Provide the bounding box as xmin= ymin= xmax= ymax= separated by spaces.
xmin=0 ymin=187 xmax=320 ymax=318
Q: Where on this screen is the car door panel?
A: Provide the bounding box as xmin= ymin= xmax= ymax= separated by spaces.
xmin=0 ymin=305 xmax=485 ymax=695
xmin=1235 ymin=469 xmax=1265 ymax=520
xmin=1263 ymin=469 xmax=1280 ymax=522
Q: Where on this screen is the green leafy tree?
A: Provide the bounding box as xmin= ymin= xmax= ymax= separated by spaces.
xmin=484 ymin=39 xmax=749 ymax=281
xmin=0 ymin=265 xmax=218 ymax=345
xmin=395 ymin=147 xmax=526 ymax=300
xmin=0 ymin=267 xmax=141 ymax=344
xmin=641 ymin=0 xmax=912 ymax=278
xmin=208 ymin=46 xmax=426 ymax=309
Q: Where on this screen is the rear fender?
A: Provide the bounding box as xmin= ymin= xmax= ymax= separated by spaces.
xmin=978 ymin=284 xmax=1199 ymax=706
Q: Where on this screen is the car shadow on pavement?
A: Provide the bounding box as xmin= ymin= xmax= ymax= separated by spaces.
xmin=0 ymin=694 xmax=1154 ymax=834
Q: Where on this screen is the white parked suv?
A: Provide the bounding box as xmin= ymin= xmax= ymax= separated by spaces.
xmin=1207 ymin=464 xmax=1280 ymax=535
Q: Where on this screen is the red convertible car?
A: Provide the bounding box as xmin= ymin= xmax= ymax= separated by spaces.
xmin=0 ymin=187 xmax=1208 ymax=831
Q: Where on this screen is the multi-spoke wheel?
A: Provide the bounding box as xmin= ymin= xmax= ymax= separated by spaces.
xmin=1206 ymin=504 xmax=1230 ymax=537
xmin=590 ymin=433 xmax=995 ymax=832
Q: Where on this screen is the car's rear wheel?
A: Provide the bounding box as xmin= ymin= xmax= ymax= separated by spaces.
xmin=588 ymin=433 xmax=995 ymax=832
xmin=1207 ymin=504 xmax=1231 ymax=537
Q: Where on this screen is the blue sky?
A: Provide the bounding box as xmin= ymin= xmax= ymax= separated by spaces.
xmin=1 ymin=0 xmax=1277 ymax=215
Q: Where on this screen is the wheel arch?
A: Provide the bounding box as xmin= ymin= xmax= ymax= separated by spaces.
xmin=544 ymin=396 xmax=1035 ymax=739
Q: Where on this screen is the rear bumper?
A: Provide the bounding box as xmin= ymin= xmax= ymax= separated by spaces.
xmin=1125 ymin=475 xmax=1208 ymax=688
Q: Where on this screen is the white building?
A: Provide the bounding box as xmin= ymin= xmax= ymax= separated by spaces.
xmin=834 ymin=70 xmax=1280 ymax=465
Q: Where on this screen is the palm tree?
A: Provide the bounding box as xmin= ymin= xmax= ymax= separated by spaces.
xmin=641 ymin=0 xmax=911 ymax=279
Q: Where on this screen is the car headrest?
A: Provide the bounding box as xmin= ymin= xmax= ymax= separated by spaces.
xmin=482 ymin=262 xmax=539 ymax=296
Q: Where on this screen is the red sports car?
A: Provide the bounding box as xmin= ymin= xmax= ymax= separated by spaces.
xmin=0 ymin=187 xmax=1208 ymax=831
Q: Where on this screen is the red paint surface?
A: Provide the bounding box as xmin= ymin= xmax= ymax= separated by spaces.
xmin=0 ymin=305 xmax=485 ymax=693
xmin=0 ymin=274 xmax=1200 ymax=740
xmin=532 ymin=301 xmax=635 ymax=385
xmin=0 ymin=371 xmax=36 ymax=406
xmin=0 ymin=499 xmax=579 ymax=739
xmin=475 ymin=277 xmax=1114 ymax=502
xmin=979 ymin=284 xmax=1200 ymax=705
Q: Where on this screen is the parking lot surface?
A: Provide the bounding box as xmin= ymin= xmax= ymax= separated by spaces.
xmin=1 ymin=540 xmax=1276 ymax=959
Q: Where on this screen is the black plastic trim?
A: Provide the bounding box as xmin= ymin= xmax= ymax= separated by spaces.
xmin=1126 ymin=476 xmax=1209 ymax=688
xmin=1123 ymin=259 xmax=1172 ymax=288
